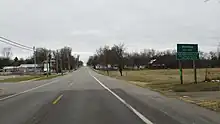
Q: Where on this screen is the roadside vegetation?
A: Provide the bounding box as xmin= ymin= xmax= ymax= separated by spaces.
xmin=87 ymin=43 xmax=220 ymax=111
xmin=36 ymin=74 xmax=63 ymax=81
xmin=0 ymin=74 xmax=63 ymax=83
xmin=0 ymin=75 xmax=41 ymax=82
xmin=0 ymin=46 xmax=83 ymax=83
xmin=97 ymin=68 xmax=220 ymax=92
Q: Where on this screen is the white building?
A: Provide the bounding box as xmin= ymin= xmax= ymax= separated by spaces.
xmin=19 ymin=64 xmax=41 ymax=73
xmin=3 ymin=66 xmax=18 ymax=72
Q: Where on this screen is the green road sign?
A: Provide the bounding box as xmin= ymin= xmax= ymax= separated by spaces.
xmin=177 ymin=44 xmax=198 ymax=52
xmin=177 ymin=52 xmax=199 ymax=60
xmin=177 ymin=44 xmax=199 ymax=60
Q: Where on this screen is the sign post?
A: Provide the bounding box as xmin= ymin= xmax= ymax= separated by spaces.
xmin=177 ymin=44 xmax=199 ymax=84
xmin=193 ymin=60 xmax=197 ymax=84
xmin=179 ymin=60 xmax=183 ymax=84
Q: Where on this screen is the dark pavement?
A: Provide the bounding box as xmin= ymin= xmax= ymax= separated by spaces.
xmin=0 ymin=67 xmax=220 ymax=124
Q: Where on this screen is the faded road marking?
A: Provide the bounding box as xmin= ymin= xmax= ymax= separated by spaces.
xmin=53 ymin=94 xmax=63 ymax=104
xmin=88 ymin=71 xmax=154 ymax=124
xmin=68 ymin=82 xmax=74 ymax=87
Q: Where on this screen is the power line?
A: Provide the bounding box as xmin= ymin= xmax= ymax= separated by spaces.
xmin=0 ymin=39 xmax=33 ymax=51
xmin=0 ymin=36 xmax=33 ymax=49
xmin=0 ymin=37 xmax=37 ymax=73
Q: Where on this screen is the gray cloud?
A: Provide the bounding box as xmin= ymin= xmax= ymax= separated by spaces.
xmin=0 ymin=0 xmax=220 ymax=62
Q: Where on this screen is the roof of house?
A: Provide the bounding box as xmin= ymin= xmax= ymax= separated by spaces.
xmin=149 ymin=59 xmax=157 ymax=64
xmin=19 ymin=64 xmax=40 ymax=68
xmin=43 ymin=60 xmax=56 ymax=63
xmin=3 ymin=66 xmax=18 ymax=69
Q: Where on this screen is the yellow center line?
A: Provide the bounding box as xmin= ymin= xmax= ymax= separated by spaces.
xmin=52 ymin=94 xmax=63 ymax=105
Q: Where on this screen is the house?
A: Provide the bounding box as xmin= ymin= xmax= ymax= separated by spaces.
xmin=3 ymin=66 xmax=19 ymax=72
xmin=148 ymin=59 xmax=166 ymax=69
xmin=19 ymin=64 xmax=41 ymax=73
xmin=2 ymin=64 xmax=42 ymax=75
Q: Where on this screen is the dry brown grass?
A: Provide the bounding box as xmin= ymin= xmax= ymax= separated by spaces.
xmin=97 ymin=68 xmax=220 ymax=92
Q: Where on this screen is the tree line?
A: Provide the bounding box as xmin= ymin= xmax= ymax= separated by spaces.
xmin=0 ymin=46 xmax=83 ymax=72
xmin=87 ymin=44 xmax=220 ymax=76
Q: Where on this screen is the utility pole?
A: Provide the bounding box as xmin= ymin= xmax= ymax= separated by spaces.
xmin=56 ymin=50 xmax=59 ymax=74
xmin=46 ymin=52 xmax=51 ymax=77
xmin=60 ymin=53 xmax=63 ymax=75
xmin=46 ymin=55 xmax=49 ymax=77
xmin=33 ymin=46 xmax=37 ymax=74
xmin=48 ymin=52 xmax=51 ymax=75
xmin=217 ymin=42 xmax=220 ymax=60
xmin=193 ymin=60 xmax=197 ymax=84
xmin=67 ymin=53 xmax=71 ymax=72
xmin=77 ymin=55 xmax=80 ymax=69
xmin=205 ymin=68 xmax=208 ymax=81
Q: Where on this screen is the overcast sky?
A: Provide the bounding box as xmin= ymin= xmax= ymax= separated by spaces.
xmin=0 ymin=0 xmax=220 ymax=62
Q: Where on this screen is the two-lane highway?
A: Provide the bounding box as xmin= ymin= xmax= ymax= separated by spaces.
xmin=0 ymin=67 xmax=220 ymax=124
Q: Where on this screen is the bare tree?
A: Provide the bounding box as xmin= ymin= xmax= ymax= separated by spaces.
xmin=34 ymin=48 xmax=50 ymax=64
xmin=209 ymin=51 xmax=218 ymax=60
xmin=60 ymin=47 xmax=72 ymax=71
xmin=103 ymin=46 xmax=111 ymax=75
xmin=111 ymin=43 xmax=126 ymax=76
xmin=2 ymin=47 xmax=12 ymax=58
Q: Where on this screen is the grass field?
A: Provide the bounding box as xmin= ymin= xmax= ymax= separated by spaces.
xmin=36 ymin=74 xmax=62 ymax=81
xmin=0 ymin=74 xmax=63 ymax=83
xmin=97 ymin=68 xmax=220 ymax=92
xmin=0 ymin=75 xmax=41 ymax=82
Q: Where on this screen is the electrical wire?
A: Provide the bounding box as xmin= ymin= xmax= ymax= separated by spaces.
xmin=0 ymin=36 xmax=33 ymax=49
xmin=0 ymin=39 xmax=33 ymax=51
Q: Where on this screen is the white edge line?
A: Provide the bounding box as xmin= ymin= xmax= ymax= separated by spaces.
xmin=88 ymin=71 xmax=153 ymax=124
xmin=0 ymin=80 xmax=58 ymax=101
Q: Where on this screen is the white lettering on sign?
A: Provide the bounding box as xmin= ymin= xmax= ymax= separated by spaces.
xmin=182 ymin=46 xmax=194 ymax=49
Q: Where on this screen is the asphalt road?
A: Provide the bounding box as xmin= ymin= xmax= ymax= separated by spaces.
xmin=0 ymin=67 xmax=220 ymax=124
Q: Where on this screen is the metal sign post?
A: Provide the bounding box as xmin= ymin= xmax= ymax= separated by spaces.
xmin=193 ymin=60 xmax=197 ymax=84
xmin=179 ymin=60 xmax=183 ymax=84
